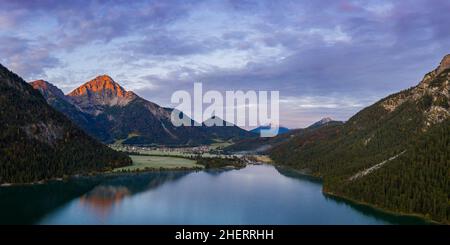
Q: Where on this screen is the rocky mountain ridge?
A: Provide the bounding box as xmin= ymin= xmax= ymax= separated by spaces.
xmin=31 ymin=76 xmax=255 ymax=145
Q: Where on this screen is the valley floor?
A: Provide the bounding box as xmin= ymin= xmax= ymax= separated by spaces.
xmin=113 ymin=155 xmax=204 ymax=172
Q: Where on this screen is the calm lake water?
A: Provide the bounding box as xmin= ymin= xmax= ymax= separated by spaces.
xmin=0 ymin=164 xmax=427 ymax=225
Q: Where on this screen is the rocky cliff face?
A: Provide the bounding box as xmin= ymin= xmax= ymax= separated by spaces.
xmin=67 ymin=75 xmax=137 ymax=115
xmin=380 ymin=55 xmax=450 ymax=129
xmin=31 ymin=80 xmax=67 ymax=101
xmin=436 ymin=54 xmax=450 ymax=75
xmin=30 ymin=79 xmax=111 ymax=141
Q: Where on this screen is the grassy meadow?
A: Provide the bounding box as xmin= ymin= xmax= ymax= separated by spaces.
xmin=113 ymin=155 xmax=204 ymax=172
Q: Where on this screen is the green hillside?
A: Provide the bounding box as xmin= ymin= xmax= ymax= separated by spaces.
xmin=269 ymin=56 xmax=450 ymax=223
xmin=0 ymin=64 xmax=131 ymax=184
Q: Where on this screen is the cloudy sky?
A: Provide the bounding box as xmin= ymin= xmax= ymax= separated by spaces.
xmin=1 ymin=0 xmax=449 ymax=128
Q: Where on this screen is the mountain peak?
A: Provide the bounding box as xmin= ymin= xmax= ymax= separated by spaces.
xmin=68 ymin=75 xmax=128 ymax=97
xmin=318 ymin=117 xmax=333 ymax=123
xmin=380 ymin=54 xmax=450 ymax=127
xmin=437 ymin=54 xmax=450 ymax=75
xmin=30 ymin=79 xmax=50 ymax=88
xmin=30 ymin=79 xmax=66 ymax=100
xmin=67 ymin=75 xmax=137 ymax=114
xmin=307 ymin=117 xmax=337 ymax=129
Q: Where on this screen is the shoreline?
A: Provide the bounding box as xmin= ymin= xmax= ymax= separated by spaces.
xmin=0 ymin=157 xmax=249 ymax=187
xmin=322 ymin=190 xmax=442 ymax=225
xmin=272 ymin=163 xmax=443 ymax=225
xmin=1 ymin=158 xmax=445 ymax=225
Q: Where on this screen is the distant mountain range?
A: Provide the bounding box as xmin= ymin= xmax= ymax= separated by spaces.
xmin=250 ymin=125 xmax=290 ymax=135
xmin=269 ymin=55 xmax=450 ymax=224
xmin=31 ymin=75 xmax=255 ymax=145
xmin=224 ymin=118 xmax=343 ymax=153
xmin=0 ymin=64 xmax=131 ymax=184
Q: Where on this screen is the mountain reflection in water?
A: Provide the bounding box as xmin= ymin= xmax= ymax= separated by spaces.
xmin=0 ymin=165 xmax=428 ymax=225
xmin=76 ymin=171 xmax=191 ymax=218
xmin=79 ymin=186 xmax=131 ymax=218
xmin=0 ymin=171 xmax=191 ymax=224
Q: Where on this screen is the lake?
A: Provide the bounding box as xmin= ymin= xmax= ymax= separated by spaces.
xmin=0 ymin=164 xmax=427 ymax=224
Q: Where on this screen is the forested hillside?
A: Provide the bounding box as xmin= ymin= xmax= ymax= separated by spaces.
xmin=269 ymin=56 xmax=450 ymax=223
xmin=0 ymin=64 xmax=131 ymax=184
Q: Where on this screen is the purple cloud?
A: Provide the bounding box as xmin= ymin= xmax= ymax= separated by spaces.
xmin=1 ymin=0 xmax=449 ymax=127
